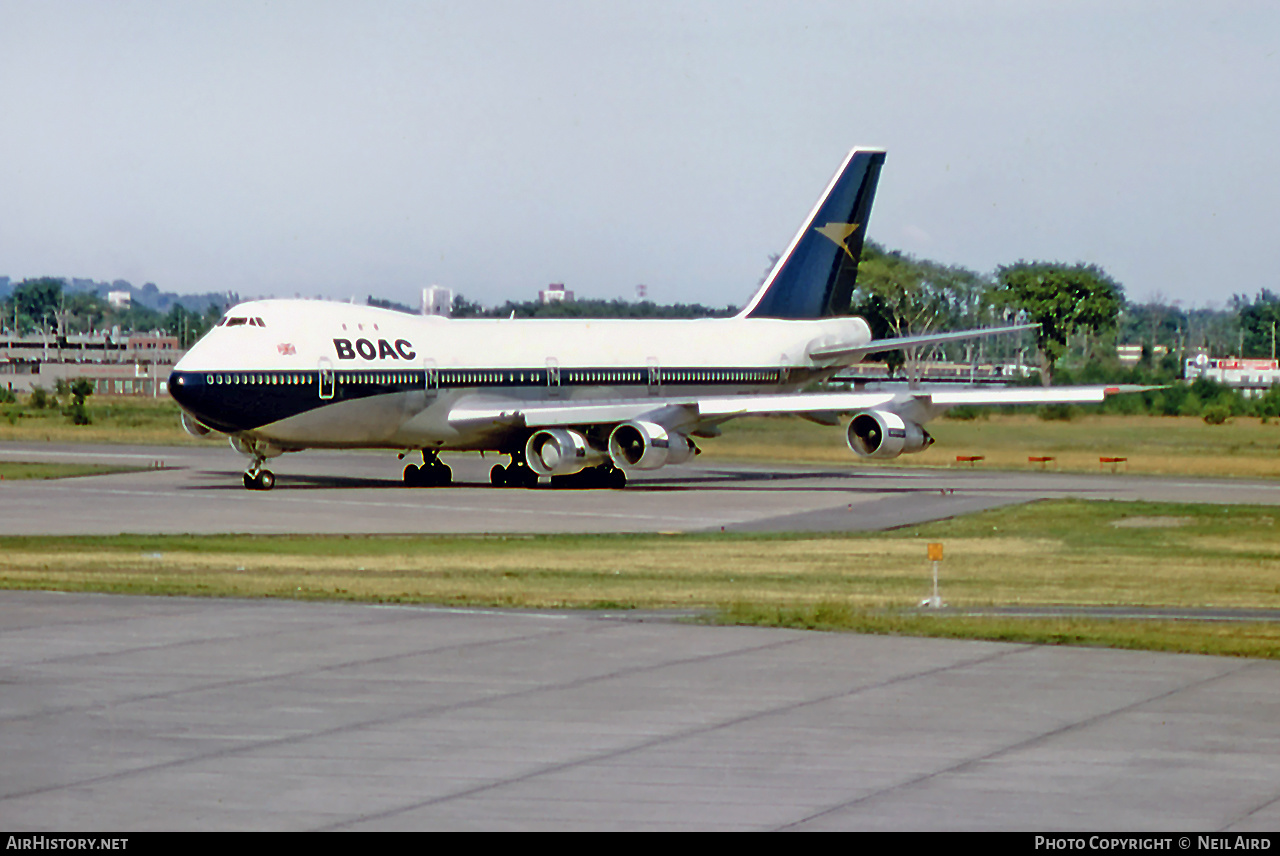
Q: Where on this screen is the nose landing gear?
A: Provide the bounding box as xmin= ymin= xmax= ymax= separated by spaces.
xmin=233 ymin=436 xmax=283 ymax=491
xmin=243 ymin=459 xmax=275 ymax=491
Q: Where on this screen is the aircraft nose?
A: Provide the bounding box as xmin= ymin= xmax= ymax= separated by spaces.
xmin=168 ymin=370 xmax=248 ymax=434
xmin=167 ymin=369 xmax=197 ymax=410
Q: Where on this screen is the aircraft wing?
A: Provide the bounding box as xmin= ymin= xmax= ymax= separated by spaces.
xmin=448 ymin=384 xmax=1144 ymax=432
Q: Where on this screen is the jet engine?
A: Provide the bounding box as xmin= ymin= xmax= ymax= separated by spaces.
xmin=525 ymin=428 xmax=604 ymax=477
xmin=607 ymin=421 xmax=696 ymax=470
xmin=846 ymin=410 xmax=933 ymax=459
xmin=180 ymin=411 xmax=213 ymax=438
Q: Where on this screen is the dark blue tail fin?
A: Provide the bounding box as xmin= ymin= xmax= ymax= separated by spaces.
xmin=740 ymin=148 xmax=885 ymax=319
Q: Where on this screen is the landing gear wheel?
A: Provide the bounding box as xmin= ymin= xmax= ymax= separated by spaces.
xmin=244 ymin=469 xmax=275 ymax=491
xmin=549 ymin=465 xmax=626 ymax=490
xmin=494 ymin=463 xmax=535 ymax=488
xmin=406 ymin=462 xmax=451 ymax=487
xmin=605 ymin=466 xmax=626 ymax=490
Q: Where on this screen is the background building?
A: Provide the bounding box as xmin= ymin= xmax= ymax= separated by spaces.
xmin=1184 ymin=355 xmax=1280 ymax=396
xmin=538 ymin=283 xmax=573 ymax=304
xmin=0 ymin=332 xmax=181 ymax=396
xmin=421 ymin=285 xmax=452 ymax=317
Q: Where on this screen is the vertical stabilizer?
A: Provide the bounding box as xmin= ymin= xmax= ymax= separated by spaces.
xmin=740 ymin=148 xmax=885 ymax=319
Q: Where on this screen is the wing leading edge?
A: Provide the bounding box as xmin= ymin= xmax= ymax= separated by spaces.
xmin=448 ymin=385 xmax=1145 ymax=434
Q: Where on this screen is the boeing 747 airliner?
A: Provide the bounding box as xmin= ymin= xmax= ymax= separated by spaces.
xmin=169 ymin=148 xmax=1123 ymax=490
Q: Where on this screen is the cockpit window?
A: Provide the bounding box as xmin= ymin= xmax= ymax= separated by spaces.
xmin=225 ymin=317 xmax=248 ymax=327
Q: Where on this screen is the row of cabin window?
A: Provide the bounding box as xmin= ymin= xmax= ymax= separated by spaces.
xmin=208 ymin=373 xmax=312 ymax=386
xmin=202 ymin=369 xmax=782 ymax=388
xmin=206 ymin=373 xmax=422 ymax=386
xmin=560 ymin=370 xmax=780 ymax=384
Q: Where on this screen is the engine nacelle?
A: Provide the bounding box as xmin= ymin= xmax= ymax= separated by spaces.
xmin=846 ymin=410 xmax=933 ymax=460
xmin=525 ymin=428 xmax=604 ymax=476
xmin=180 ymin=411 xmax=213 ymax=438
xmin=608 ymin=421 xmax=695 ymax=470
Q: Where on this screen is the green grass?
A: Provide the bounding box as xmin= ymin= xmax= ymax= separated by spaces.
xmin=703 ymin=412 xmax=1280 ymax=478
xmin=712 ymin=604 xmax=1280 ymax=660
xmin=0 ymin=396 xmax=201 ymax=445
xmin=0 ymin=461 xmax=150 ymax=480
xmin=3 ymin=500 xmax=1280 ymax=658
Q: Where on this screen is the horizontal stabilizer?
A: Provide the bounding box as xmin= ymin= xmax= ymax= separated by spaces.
xmin=808 ymin=323 xmax=1037 ymax=363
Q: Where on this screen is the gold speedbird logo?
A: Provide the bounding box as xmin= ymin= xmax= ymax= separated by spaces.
xmin=815 ymin=222 xmax=861 ymax=261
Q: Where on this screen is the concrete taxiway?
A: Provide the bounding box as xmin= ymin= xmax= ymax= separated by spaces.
xmin=3 ymin=590 xmax=1279 ymax=831
xmin=4 ymin=441 xmax=1280 ymax=535
xmin=6 ymin=442 xmax=1280 ymax=830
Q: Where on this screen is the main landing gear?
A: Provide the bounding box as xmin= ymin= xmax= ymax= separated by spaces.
xmin=490 ymin=451 xmax=626 ymax=490
xmin=550 ymin=464 xmax=626 ymax=490
xmin=403 ymin=450 xmax=452 ymax=487
xmin=489 ymin=449 xmax=538 ymax=488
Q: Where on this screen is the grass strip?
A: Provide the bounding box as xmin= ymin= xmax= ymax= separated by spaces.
xmin=711 ymin=603 xmax=1280 ymax=660
xmin=705 ymin=414 xmax=1280 ymax=478
xmin=3 ymin=499 xmax=1280 ymax=658
xmin=0 ymin=462 xmax=150 ymax=480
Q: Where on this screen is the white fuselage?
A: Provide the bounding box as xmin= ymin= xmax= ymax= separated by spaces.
xmin=170 ymin=299 xmax=871 ymax=451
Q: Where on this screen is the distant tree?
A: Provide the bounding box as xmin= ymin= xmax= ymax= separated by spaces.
xmin=990 ymin=262 xmax=1124 ymax=385
xmin=451 ymin=294 xmax=487 ymax=317
xmin=203 ymin=302 xmax=223 ymax=330
xmin=66 ymin=378 xmax=94 ymax=425
xmin=449 ymin=293 xmax=735 ymax=320
xmin=64 ymin=291 xmax=109 ymax=334
xmin=163 ymin=304 xmax=216 ymax=347
xmin=851 ymin=241 xmax=984 ymax=386
xmin=1235 ymin=290 xmax=1280 ymax=359
xmin=110 ymin=302 xmax=163 ymax=333
xmin=11 ymin=277 xmax=64 ymax=332
xmin=367 ymin=296 xmax=416 ymax=314
xmin=756 ymin=253 xmax=781 ymax=287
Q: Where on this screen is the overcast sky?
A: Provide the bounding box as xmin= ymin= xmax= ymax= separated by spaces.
xmin=1 ymin=0 xmax=1276 ymax=310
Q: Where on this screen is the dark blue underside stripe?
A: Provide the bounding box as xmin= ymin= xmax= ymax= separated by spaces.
xmin=168 ymin=366 xmax=808 ymax=433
